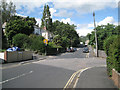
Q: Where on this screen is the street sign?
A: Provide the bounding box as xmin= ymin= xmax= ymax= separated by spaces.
xmin=43 ymin=39 xmax=48 ymax=44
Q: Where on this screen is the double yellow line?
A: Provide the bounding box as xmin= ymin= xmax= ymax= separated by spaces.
xmin=63 ymin=68 xmax=85 ymax=89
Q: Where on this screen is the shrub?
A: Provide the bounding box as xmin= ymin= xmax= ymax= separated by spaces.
xmin=109 ymin=37 xmax=120 ymax=72
xmin=29 ymin=35 xmax=45 ymax=53
xmin=12 ymin=33 xmax=31 ymax=48
xmin=48 ymin=42 xmax=62 ymax=48
xmin=106 ymin=36 xmax=120 ymax=76
xmin=103 ymin=35 xmax=117 ymax=56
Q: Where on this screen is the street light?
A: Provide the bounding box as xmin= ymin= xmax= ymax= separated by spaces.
xmin=93 ymin=12 xmax=98 ymax=57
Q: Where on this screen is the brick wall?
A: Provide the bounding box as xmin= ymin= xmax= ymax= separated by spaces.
xmin=112 ymin=69 xmax=120 ymax=88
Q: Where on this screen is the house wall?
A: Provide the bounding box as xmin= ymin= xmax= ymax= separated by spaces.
xmin=34 ymin=26 xmax=41 ymax=35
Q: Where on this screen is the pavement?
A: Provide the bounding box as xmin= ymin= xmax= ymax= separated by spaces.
xmin=75 ymin=66 xmax=118 ymax=89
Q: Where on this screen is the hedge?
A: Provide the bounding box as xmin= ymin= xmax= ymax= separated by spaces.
xmin=104 ymin=35 xmax=120 ymax=76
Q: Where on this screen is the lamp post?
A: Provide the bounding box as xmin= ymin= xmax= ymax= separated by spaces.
xmin=93 ymin=12 xmax=98 ymax=57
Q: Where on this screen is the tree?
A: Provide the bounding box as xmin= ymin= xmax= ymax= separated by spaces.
xmin=88 ymin=24 xmax=117 ymax=50
xmin=41 ymin=5 xmax=52 ymax=32
xmin=52 ymin=20 xmax=80 ymax=47
xmin=5 ymin=16 xmax=37 ymax=46
xmin=0 ymin=0 xmax=16 ymax=24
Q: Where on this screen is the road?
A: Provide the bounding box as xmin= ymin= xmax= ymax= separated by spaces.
xmin=1 ymin=47 xmax=116 ymax=88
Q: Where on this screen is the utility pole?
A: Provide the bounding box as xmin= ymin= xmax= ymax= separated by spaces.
xmin=93 ymin=12 xmax=98 ymax=57
xmin=0 ymin=6 xmax=2 ymax=49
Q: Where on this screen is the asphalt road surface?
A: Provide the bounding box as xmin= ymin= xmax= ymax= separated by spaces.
xmin=1 ymin=48 xmax=114 ymax=88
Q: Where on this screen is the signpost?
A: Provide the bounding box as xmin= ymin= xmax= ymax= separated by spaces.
xmin=43 ymin=39 xmax=48 ymax=55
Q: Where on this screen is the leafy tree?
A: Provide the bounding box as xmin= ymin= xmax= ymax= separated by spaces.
xmin=12 ymin=34 xmax=31 ymax=48
xmin=5 ymin=16 xmax=37 ymax=46
xmin=0 ymin=0 xmax=16 ymax=24
xmin=52 ymin=35 xmax=63 ymax=47
xmin=88 ymin=24 xmax=118 ymax=50
xmin=41 ymin=5 xmax=52 ymax=32
xmin=52 ymin=20 xmax=79 ymax=47
xmin=2 ymin=30 xmax=8 ymax=49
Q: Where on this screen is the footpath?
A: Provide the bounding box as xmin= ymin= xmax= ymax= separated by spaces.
xmin=75 ymin=66 xmax=119 ymax=89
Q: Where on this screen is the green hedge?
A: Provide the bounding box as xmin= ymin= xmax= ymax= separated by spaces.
xmin=46 ymin=48 xmax=58 ymax=55
xmin=46 ymin=47 xmax=66 ymax=55
xmin=104 ymin=35 xmax=120 ymax=76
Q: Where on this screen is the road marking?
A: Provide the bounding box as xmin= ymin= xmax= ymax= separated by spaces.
xmin=0 ymin=71 xmax=33 ymax=84
xmin=63 ymin=65 xmax=107 ymax=89
xmin=73 ymin=65 xmax=107 ymax=88
xmin=63 ymin=68 xmax=86 ymax=89
xmin=0 ymin=59 xmax=46 ymax=70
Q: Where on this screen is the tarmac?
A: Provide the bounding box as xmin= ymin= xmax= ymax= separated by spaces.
xmin=75 ymin=66 xmax=119 ymax=89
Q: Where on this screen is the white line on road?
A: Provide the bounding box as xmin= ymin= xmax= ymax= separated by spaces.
xmin=0 ymin=71 xmax=33 ymax=84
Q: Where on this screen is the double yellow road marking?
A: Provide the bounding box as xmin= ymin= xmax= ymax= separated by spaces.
xmin=63 ymin=67 xmax=90 ymax=89
xmin=63 ymin=69 xmax=84 ymax=89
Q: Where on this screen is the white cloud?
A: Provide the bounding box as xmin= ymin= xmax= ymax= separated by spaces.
xmin=88 ymin=16 xmax=118 ymax=28
xmin=98 ymin=16 xmax=117 ymax=25
xmin=7 ymin=0 xmax=118 ymax=16
xmin=49 ymin=8 xmax=56 ymax=18
xmin=7 ymin=0 xmax=51 ymax=14
xmin=77 ymin=16 xmax=117 ymax=36
xmin=76 ymin=28 xmax=93 ymax=36
xmin=60 ymin=18 xmax=74 ymax=24
xmin=52 ymin=0 xmax=118 ymax=17
xmin=15 ymin=13 xmax=27 ymax=17
xmin=54 ymin=10 xmax=73 ymax=17
xmin=35 ymin=18 xmax=41 ymax=26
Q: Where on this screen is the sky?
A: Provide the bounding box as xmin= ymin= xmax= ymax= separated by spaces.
xmin=7 ymin=0 xmax=119 ymax=36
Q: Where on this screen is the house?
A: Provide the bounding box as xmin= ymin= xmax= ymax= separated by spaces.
xmin=41 ymin=29 xmax=53 ymax=42
xmin=33 ymin=26 xmax=53 ymax=41
xmin=33 ymin=25 xmax=41 ymax=35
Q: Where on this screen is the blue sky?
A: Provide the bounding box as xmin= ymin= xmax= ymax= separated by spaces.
xmin=9 ymin=0 xmax=119 ymax=36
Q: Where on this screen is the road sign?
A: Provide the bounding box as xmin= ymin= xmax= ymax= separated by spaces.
xmin=43 ymin=39 xmax=48 ymax=44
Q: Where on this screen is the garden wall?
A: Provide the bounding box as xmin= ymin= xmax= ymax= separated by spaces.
xmin=0 ymin=53 xmax=4 ymax=60
xmin=112 ymin=69 xmax=120 ymax=88
xmin=4 ymin=51 xmax=33 ymax=63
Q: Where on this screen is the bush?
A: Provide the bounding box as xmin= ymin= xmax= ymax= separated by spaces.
xmin=109 ymin=37 xmax=120 ymax=72
xmin=103 ymin=35 xmax=117 ymax=56
xmin=29 ymin=35 xmax=45 ymax=53
xmin=12 ymin=33 xmax=31 ymax=48
xmin=48 ymin=42 xmax=62 ymax=48
xmin=106 ymin=36 xmax=120 ymax=76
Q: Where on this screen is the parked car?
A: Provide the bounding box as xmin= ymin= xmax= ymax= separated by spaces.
xmin=66 ymin=48 xmax=71 ymax=52
xmin=83 ymin=47 xmax=89 ymax=53
xmin=70 ymin=48 xmax=75 ymax=52
xmin=73 ymin=48 xmax=77 ymax=51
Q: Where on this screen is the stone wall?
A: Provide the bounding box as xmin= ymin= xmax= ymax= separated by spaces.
xmin=98 ymin=50 xmax=107 ymax=58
